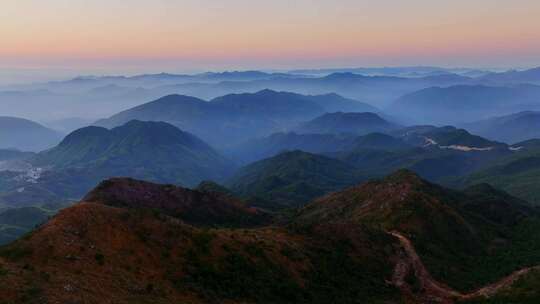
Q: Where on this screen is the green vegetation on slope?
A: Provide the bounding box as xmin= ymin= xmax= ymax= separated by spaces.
xmin=227 ymin=151 xmax=365 ymax=209
xmin=0 ymin=205 xmax=59 ymax=245
xmin=462 ymin=149 xmax=540 ymax=205
xmin=33 ymin=120 xmax=234 ymax=186
xmin=0 ymin=120 xmax=236 ymax=206
xmin=296 ymin=170 xmax=540 ymax=292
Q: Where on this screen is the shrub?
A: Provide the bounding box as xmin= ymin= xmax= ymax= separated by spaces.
xmin=95 ymin=253 xmax=105 ymax=265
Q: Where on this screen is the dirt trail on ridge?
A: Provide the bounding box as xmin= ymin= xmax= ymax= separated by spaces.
xmin=389 ymin=231 xmax=540 ymax=303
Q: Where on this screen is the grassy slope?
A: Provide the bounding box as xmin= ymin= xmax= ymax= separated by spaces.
xmin=462 ymin=149 xmax=540 ymax=205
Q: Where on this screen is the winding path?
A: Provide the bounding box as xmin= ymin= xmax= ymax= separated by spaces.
xmin=389 ymin=231 xmax=540 ymax=302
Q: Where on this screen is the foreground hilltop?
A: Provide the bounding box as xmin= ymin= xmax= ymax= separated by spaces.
xmin=1 ymin=171 xmax=540 ymax=303
xmin=83 ymin=177 xmax=269 ymax=227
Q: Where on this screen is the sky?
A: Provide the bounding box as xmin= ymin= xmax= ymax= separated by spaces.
xmin=1 ymin=0 xmax=540 ymax=79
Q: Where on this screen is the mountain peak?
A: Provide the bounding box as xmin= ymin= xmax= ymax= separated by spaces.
xmin=152 ymin=93 xmax=206 ymax=103
xmin=115 ymin=119 xmax=182 ymax=133
xmin=296 ymin=169 xmax=447 ymax=227
xmin=256 ymin=88 xmax=279 ymax=95
xmin=323 ymin=72 xmax=367 ymax=79
xmin=33 ymin=120 xmax=233 ymax=187
xmin=83 ymin=177 xmax=267 ymax=227
xmin=384 ymin=168 xmax=424 ymax=183
xmin=227 ymin=150 xmax=364 ymax=209
xmin=295 ymin=111 xmax=396 ymax=135
xmin=58 ymin=125 xmax=109 ymax=145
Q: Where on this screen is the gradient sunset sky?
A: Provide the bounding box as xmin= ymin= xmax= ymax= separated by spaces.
xmin=2 ymin=0 xmax=540 ymax=74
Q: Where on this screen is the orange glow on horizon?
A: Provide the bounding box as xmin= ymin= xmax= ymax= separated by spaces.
xmin=1 ymin=0 xmax=540 ymax=68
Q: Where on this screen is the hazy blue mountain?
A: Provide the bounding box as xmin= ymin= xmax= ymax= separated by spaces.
xmin=419 ymin=73 xmax=472 ymax=82
xmin=336 ymin=127 xmax=512 ymax=182
xmin=0 ymin=120 xmax=235 ymax=206
xmin=226 ymin=150 xmax=365 ymax=209
xmin=480 ymin=67 xmax=540 ymax=84
xmin=95 ymin=94 xmax=210 ymax=128
xmin=41 ymin=117 xmax=94 ymax=133
xmin=228 ymin=132 xmax=358 ymax=164
xmin=3 ymin=69 xmax=476 ymax=121
xmin=229 ymin=132 xmax=410 ymax=165
xmin=143 ymin=71 xmax=472 ymax=107
xmin=401 ymin=126 xmax=508 ymax=149
xmin=34 ymin=71 xmax=301 ymax=91
xmin=34 ymin=120 xmax=233 ymax=185
xmin=289 ymin=66 xmax=487 ymax=77
xmin=462 ymin=111 xmax=540 ymax=144
xmin=390 ymin=84 xmax=540 ymax=124
xmin=301 ymin=93 xmax=379 ymax=112
xmin=196 ymin=71 xmax=300 ymax=82
xmin=209 ymin=89 xmax=327 ymax=120
xmin=294 ymin=112 xmax=398 ymax=135
xmin=347 ymin=132 xmax=411 ymax=151
xmin=0 ymin=149 xmax=35 ymax=162
xmin=95 ymin=90 xmax=376 ymax=147
xmin=0 ymin=116 xmax=63 ymax=151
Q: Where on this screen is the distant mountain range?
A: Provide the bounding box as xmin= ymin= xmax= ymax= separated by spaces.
xmin=462 ymin=111 xmax=540 ymax=144
xmin=480 ymin=67 xmax=540 ymax=84
xmin=396 ymin=125 xmax=508 ymax=149
xmin=0 ymin=116 xmax=63 ymax=151
xmin=50 ymin=71 xmax=304 ymax=89
xmin=2 ymin=69 xmax=479 ymax=122
xmin=294 ymin=112 xmax=398 ymax=135
xmin=227 ymin=132 xmax=358 ymax=164
xmin=226 ymin=126 xmax=517 ymax=209
xmin=95 ymin=90 xmax=377 ymax=147
xmin=390 ymin=84 xmax=540 ymax=124
xmin=335 ymin=126 xmax=512 ymax=181
xmin=4 ymin=66 xmax=540 ymax=124
xmin=289 ymin=66 xmax=490 ymax=77
xmin=228 ymin=130 xmax=407 ymax=165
